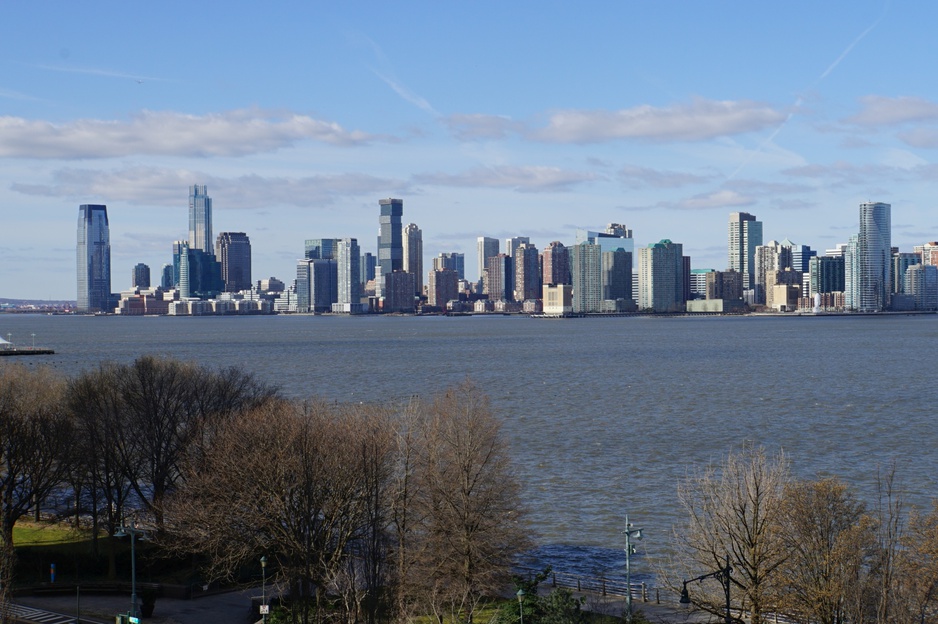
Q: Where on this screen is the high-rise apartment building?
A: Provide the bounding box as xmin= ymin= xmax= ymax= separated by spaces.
xmin=305 ymin=238 xmax=338 ymax=260
xmin=132 ymin=263 xmax=150 ymax=289
xmin=296 ymin=258 xmax=337 ymax=313
xmin=484 ymin=254 xmax=513 ymax=301
xmin=161 ymin=264 xmax=173 ymax=289
xmin=905 ymin=264 xmax=938 ymax=311
xmin=513 ymin=243 xmax=541 ymax=302
xmin=601 ymin=248 xmax=632 ymax=301
xmin=809 ymin=256 xmax=845 ymax=296
xmin=77 ymin=204 xmax=112 ymax=312
xmin=428 ymin=269 xmax=459 ymax=309
xmin=856 ymin=202 xmax=891 ymax=312
xmin=892 ymin=252 xmax=920 ymax=294
xmin=542 ymin=241 xmax=570 ymax=286
xmin=432 ymin=252 xmax=465 ymax=280
xmin=477 ymin=237 xmax=499 ymax=285
xmin=216 ymin=232 xmax=252 ymax=292
xmin=377 ymin=198 xmax=403 ymax=297
xmin=333 ymin=238 xmax=364 ymax=314
xmin=504 ymin=236 xmax=530 ymax=258
xmin=403 ymin=223 xmax=423 ymax=295
xmin=638 ymin=239 xmax=684 ymax=313
xmin=571 ymin=242 xmax=602 ymax=313
xmin=728 ymin=212 xmax=762 ymax=292
xmin=188 ymin=185 xmax=213 ymax=253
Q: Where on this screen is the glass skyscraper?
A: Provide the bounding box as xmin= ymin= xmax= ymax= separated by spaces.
xmin=76 ymin=204 xmax=111 ymax=312
xmin=377 ymin=198 xmax=403 ymax=297
xmin=188 ymin=185 xmax=213 ymax=253
xmin=728 ymin=212 xmax=762 ymax=291
xmin=856 ymin=201 xmax=891 ymax=312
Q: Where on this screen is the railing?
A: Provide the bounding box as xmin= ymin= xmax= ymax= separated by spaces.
xmin=517 ymin=568 xmax=661 ymax=603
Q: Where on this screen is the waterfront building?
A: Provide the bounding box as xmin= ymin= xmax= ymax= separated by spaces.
xmin=705 ymin=270 xmax=742 ymax=301
xmin=601 ymin=248 xmax=632 ymax=302
xmin=216 ymin=232 xmax=252 ymax=292
xmin=188 ymin=185 xmax=213 ymax=254
xmin=377 ymin=198 xmax=404 ymax=298
xmin=432 ymin=252 xmax=465 ymax=280
xmin=543 ymin=284 xmax=573 ymax=315
xmin=787 ymin=241 xmax=817 ymax=274
xmin=844 ymin=235 xmax=859 ymax=310
xmin=575 ymin=225 xmax=634 ymax=255
xmin=809 ymin=255 xmax=845 ymax=297
xmin=403 ymin=223 xmax=423 ymax=295
xmin=161 ymin=264 xmax=173 ymax=289
xmin=728 ymin=212 xmax=762 ymax=292
xmin=382 ymin=272 xmax=416 ymax=313
xmin=360 ymin=252 xmax=376 ymax=289
xmin=333 ymin=238 xmax=364 ymax=314
xmin=856 ymin=202 xmax=892 ymax=312
xmin=477 ymin=236 xmax=499 ymax=285
xmin=132 ymin=263 xmax=150 ymax=289
xmin=892 ymin=252 xmax=920 ymax=294
xmin=513 ymin=243 xmax=541 ymax=302
xmin=504 ymin=236 xmax=530 ymax=258
xmin=638 ymin=239 xmax=684 ymax=313
xmin=296 ymin=259 xmax=337 ymax=313
xmin=905 ymin=264 xmax=938 ymax=311
xmin=484 ymin=254 xmax=513 ymax=302
xmin=428 ymin=268 xmax=459 ymax=309
xmin=690 ymin=269 xmax=714 ymax=299
xmin=258 ymin=277 xmax=285 ymax=292
xmin=570 ymin=242 xmax=602 ymax=313
xmin=765 ymin=269 xmax=803 ymax=310
xmin=915 ymin=241 xmax=938 ymax=266
xmin=542 ymin=241 xmax=570 ymax=286
xmin=76 ymin=204 xmax=112 ymax=313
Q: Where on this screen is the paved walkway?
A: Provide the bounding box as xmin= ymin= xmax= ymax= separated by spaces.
xmin=13 ymin=587 xmax=259 ymax=624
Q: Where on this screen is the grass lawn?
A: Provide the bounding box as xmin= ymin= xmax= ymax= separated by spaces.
xmin=13 ymin=520 xmax=90 ymax=547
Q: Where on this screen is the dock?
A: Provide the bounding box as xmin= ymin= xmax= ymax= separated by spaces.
xmin=0 ymin=348 xmax=55 ymax=356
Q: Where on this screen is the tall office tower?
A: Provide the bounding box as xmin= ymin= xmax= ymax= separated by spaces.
xmin=728 ymin=212 xmax=762 ymax=292
xmin=844 ymin=235 xmax=859 ymax=310
xmin=575 ymin=226 xmax=634 ymax=256
xmin=432 ymin=252 xmax=465 ymax=280
xmin=638 ymin=239 xmax=685 ymax=313
xmin=571 ymin=243 xmax=602 ymax=313
xmin=305 ymin=238 xmax=338 ymax=260
xmin=428 ymin=268 xmax=459 ymax=309
xmin=175 ymin=241 xmax=191 ymax=298
xmin=403 ymin=223 xmax=423 ymax=295
xmin=892 ymin=252 xmax=921 ymax=294
xmin=188 ymin=185 xmax=213 ymax=253
xmin=809 ymin=256 xmax=846 ymax=297
xmin=504 ymin=236 xmax=530 ymax=258
xmin=216 ymin=232 xmax=252 ymax=292
xmin=690 ymin=269 xmax=715 ymax=299
xmin=376 ymin=198 xmax=404 ymax=297
xmin=601 ymin=248 xmax=632 ymax=301
xmin=333 ymin=238 xmax=364 ymax=314
xmin=786 ymin=241 xmax=816 ymax=274
xmin=484 ymin=254 xmax=513 ymax=301
xmin=856 ymin=202 xmax=891 ymax=312
xmin=476 ymin=236 xmax=498 ymax=284
xmin=77 ymin=204 xmax=112 ymax=312
xmin=132 ymin=263 xmax=151 ymax=288
xmin=161 ymin=264 xmax=173 ymax=289
xmin=605 ymin=223 xmax=633 ymax=238
xmin=542 ymin=241 xmax=570 ymax=285
xmin=905 ymin=264 xmax=938 ymax=311
xmin=513 ymin=243 xmax=541 ymax=301
xmin=296 ymin=258 xmax=337 ymax=313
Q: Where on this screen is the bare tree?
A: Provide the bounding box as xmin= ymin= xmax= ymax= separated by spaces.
xmin=0 ymin=365 xmax=72 ymax=611
xmin=408 ymin=381 xmax=529 ymax=624
xmin=675 ymin=445 xmax=790 ymax=624
xmin=776 ymin=477 xmax=874 ymax=624
xmin=897 ymin=500 xmax=938 ymax=623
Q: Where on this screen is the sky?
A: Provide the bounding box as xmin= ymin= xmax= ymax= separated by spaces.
xmin=4 ymin=0 xmax=938 ymax=300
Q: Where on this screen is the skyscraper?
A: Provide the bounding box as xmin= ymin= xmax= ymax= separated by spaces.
xmin=728 ymin=212 xmax=762 ymax=292
xmin=513 ymin=243 xmax=541 ymax=302
xmin=432 ymin=253 xmax=465 ymax=280
xmin=571 ymin=242 xmax=602 ymax=313
xmin=132 ymin=263 xmax=151 ymax=289
xmin=856 ymin=202 xmax=891 ymax=312
xmin=638 ymin=239 xmax=684 ymax=313
xmin=542 ymin=241 xmax=570 ymax=286
xmin=333 ymin=238 xmax=364 ymax=314
xmin=77 ymin=204 xmax=111 ymax=312
xmin=377 ymin=198 xmax=403 ymax=297
xmin=403 ymin=223 xmax=423 ymax=295
xmin=188 ymin=185 xmax=213 ymax=253
xmin=477 ymin=237 xmax=499 ymax=285
xmin=504 ymin=236 xmax=530 ymax=258
xmin=216 ymin=232 xmax=252 ymax=292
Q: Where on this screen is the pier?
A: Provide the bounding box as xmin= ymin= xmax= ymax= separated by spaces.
xmin=0 ymin=348 xmax=55 ymax=356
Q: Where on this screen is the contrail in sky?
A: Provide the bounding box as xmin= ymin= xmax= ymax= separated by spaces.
xmin=727 ymin=1 xmax=889 ymax=181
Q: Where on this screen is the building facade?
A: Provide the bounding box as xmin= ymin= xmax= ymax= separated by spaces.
xmin=377 ymin=198 xmax=404 ymax=298
xmin=216 ymin=232 xmax=252 ymax=292
xmin=77 ymin=204 xmax=112 ymax=313
xmin=132 ymin=263 xmax=150 ymax=289
xmin=513 ymin=243 xmax=541 ymax=302
xmin=571 ymin=242 xmax=602 ymax=313
xmin=638 ymin=239 xmax=684 ymax=313
xmin=188 ymin=185 xmax=213 ymax=253
xmin=728 ymin=212 xmax=763 ymax=292
xmin=477 ymin=236 xmax=499 ymax=286
xmin=403 ymin=223 xmax=423 ymax=295
xmin=856 ymin=202 xmax=891 ymax=312
xmin=333 ymin=238 xmax=364 ymax=313
xmin=542 ymin=241 xmax=570 ymax=286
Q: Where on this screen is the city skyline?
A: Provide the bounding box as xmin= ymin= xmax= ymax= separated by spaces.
xmin=5 ymin=2 xmax=938 ymax=300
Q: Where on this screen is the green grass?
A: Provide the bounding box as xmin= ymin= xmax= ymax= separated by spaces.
xmin=13 ymin=521 xmax=89 ymax=547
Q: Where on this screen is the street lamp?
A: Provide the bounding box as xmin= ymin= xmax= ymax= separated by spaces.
xmin=114 ymin=521 xmax=149 ymax=619
xmin=679 ymin=554 xmax=733 ymax=624
xmin=260 ymin=556 xmax=268 ymax=623
xmin=516 ymin=588 xmax=524 ymax=624
xmin=623 ymin=515 xmax=643 ymax=624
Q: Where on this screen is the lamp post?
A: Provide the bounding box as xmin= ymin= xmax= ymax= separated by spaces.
xmin=516 ymin=588 xmax=524 ymax=624
xmin=260 ymin=556 xmax=268 ymax=623
xmin=114 ymin=521 xmax=149 ymax=619
xmin=623 ymin=515 xmax=643 ymax=624
xmin=31 ymin=333 xmax=35 ymax=349
xmin=679 ymin=554 xmax=733 ymax=624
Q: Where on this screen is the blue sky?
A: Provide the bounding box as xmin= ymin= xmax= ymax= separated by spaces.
xmin=3 ymin=1 xmax=938 ymax=300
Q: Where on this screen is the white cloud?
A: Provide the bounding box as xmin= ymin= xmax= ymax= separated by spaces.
xmin=673 ymin=189 xmax=754 ymax=210
xmin=618 ymin=164 xmax=714 ymax=189
xmin=11 ymin=166 xmax=406 ymax=208
xmin=0 ymin=109 xmax=375 ymax=159
xmin=413 ymin=165 xmax=601 ymax=193
xmin=530 ymin=98 xmax=786 ymax=143
xmin=443 ymin=114 xmax=524 ymax=140
xmin=847 ymin=95 xmax=938 ymax=126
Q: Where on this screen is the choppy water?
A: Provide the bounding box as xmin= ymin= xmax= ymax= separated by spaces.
xmin=4 ymin=313 xmax=938 ymax=582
